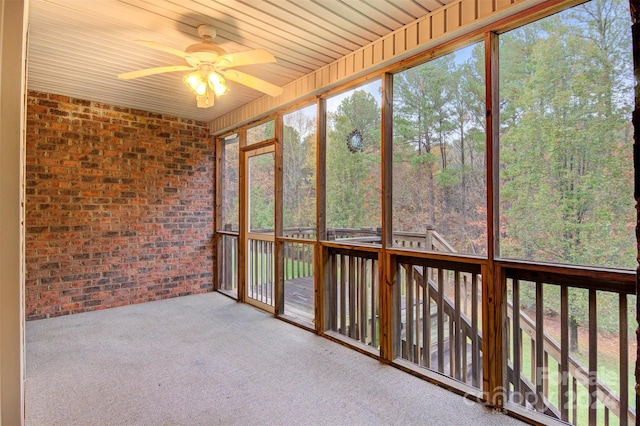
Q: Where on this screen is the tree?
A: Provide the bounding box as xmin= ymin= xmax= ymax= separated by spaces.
xmin=326 ymin=88 xmax=381 ymax=231
xmin=283 ymin=109 xmax=316 ymax=231
xmin=392 ymin=44 xmax=487 ymax=254
xmin=499 ymin=0 xmax=634 ymax=345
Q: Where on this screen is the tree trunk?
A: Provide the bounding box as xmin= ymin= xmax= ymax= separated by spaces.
xmin=569 ymin=317 xmax=579 ymax=352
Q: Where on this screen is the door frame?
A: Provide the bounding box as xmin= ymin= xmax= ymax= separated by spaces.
xmin=240 ymin=141 xmax=276 ymax=313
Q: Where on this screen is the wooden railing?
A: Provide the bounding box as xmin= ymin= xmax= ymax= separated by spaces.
xmin=281 ymin=241 xmax=315 ymax=323
xmin=394 ymin=227 xmax=456 ymax=253
xmin=283 ymin=241 xmax=314 ymax=280
xmin=504 ymin=268 xmax=636 ymax=425
xmin=326 ymin=247 xmax=379 ymax=348
xmin=247 ymin=234 xmax=274 ymax=306
xmin=218 ymin=231 xmax=238 ymax=296
xmin=396 ymin=257 xmax=483 ymax=388
xmin=224 ymin=226 xmax=636 ymax=425
xmin=395 ymin=257 xmax=635 ymax=425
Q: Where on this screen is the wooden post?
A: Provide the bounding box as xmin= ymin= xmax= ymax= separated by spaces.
xmin=317 ymin=97 xmax=327 ymax=334
xmin=425 ymin=224 xmax=434 ymax=251
xmin=630 ymin=0 xmax=640 ymax=417
xmin=274 ymin=114 xmax=284 ymax=315
xmin=237 ymin=128 xmax=247 ymax=303
xmin=380 ymin=72 xmax=395 ymax=362
xmin=482 ymin=30 xmax=506 ymax=409
xmin=214 ymin=137 xmax=223 ymax=291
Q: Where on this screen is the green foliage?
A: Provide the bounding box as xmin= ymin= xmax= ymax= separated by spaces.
xmin=282 ymin=108 xmax=317 ymax=231
xmin=393 ymin=42 xmax=487 ymax=253
xmin=499 ymin=0 xmax=634 ymax=270
xmin=436 ymin=167 xmax=460 ymax=188
xmin=326 ymin=86 xmax=381 ymax=230
xmin=248 ymin=153 xmax=274 ymax=230
xmin=410 ymin=152 xmax=436 ymax=167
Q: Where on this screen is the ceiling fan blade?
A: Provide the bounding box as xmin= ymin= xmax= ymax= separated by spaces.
xmin=118 ymin=65 xmax=194 ymax=80
xmin=222 ymin=70 xmax=283 ymax=97
xmin=134 ymin=40 xmax=193 ymax=59
xmin=218 ymin=49 xmax=276 ymax=68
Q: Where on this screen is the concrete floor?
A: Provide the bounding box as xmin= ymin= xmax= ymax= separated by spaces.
xmin=25 ymin=292 xmax=525 ymax=425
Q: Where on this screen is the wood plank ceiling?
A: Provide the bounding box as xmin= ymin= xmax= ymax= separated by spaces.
xmin=27 ymin=0 xmax=455 ymax=122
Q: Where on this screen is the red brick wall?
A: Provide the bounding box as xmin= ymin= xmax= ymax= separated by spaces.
xmin=25 ymin=91 xmax=214 ymax=320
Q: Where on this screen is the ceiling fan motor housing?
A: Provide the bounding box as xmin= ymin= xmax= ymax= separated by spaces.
xmin=197 ymin=24 xmax=217 ymax=41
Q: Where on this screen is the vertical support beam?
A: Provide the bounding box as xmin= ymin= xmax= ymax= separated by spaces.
xmin=214 ymin=137 xmax=223 ymax=291
xmin=630 ymin=0 xmax=640 ymax=419
xmin=482 ymin=30 xmax=505 ymax=409
xmin=588 ymin=289 xmax=597 ymax=426
xmin=535 ymin=282 xmax=544 ymax=412
xmin=0 ymin=0 xmax=27 ymax=423
xmin=237 ymin=128 xmax=247 ymax=303
xmin=274 ymin=114 xmax=284 ymax=315
xmin=560 ymin=284 xmax=569 ymax=421
xmin=619 ymin=293 xmax=629 ymax=426
xmin=317 ymin=98 xmax=327 ymax=242
xmin=379 ymin=72 xmax=395 ymax=362
xmin=316 ymin=97 xmax=327 ymax=334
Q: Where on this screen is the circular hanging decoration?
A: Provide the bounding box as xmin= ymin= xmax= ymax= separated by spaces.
xmin=346 ymin=129 xmax=364 ymax=153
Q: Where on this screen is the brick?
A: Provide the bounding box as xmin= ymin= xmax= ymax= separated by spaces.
xmin=25 ymin=91 xmax=213 ymax=320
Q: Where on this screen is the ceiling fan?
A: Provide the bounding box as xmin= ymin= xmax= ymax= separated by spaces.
xmin=118 ymin=24 xmax=283 ymax=108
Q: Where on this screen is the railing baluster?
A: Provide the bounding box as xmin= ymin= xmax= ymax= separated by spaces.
xmin=531 ymin=337 xmax=536 ymax=386
xmin=437 ymin=268 xmax=444 ymax=373
xmin=471 ymin=272 xmax=479 ymax=387
xmin=359 ymin=257 xmax=367 ymax=344
xmin=253 ymin=240 xmax=257 ymax=299
xmin=560 ymin=284 xmax=569 ymax=421
xmin=588 ymin=289 xmax=597 ymax=426
xmin=340 ymin=254 xmax=346 ymax=334
xmin=348 ymin=255 xmax=356 ymax=338
xmin=254 ymin=240 xmax=259 ymax=301
xmin=535 ymin=281 xmax=544 ymax=412
xmin=414 ymin=268 xmax=421 ymax=363
xmin=296 ymin=244 xmax=301 ymax=278
xmin=513 ymin=279 xmax=522 ymax=404
xmin=371 ymin=259 xmax=377 ymax=348
xmin=454 ymin=270 xmax=461 ymax=381
xmin=269 ymin=240 xmax=273 ymax=304
xmin=264 ymin=241 xmax=268 ymax=304
xmin=572 ymin=376 xmax=577 ymax=425
xmin=233 ymin=237 xmax=238 ymax=289
xmin=543 ymin=351 xmax=549 ymax=399
xmin=462 ymin=274 xmax=468 ymax=384
xmin=261 ymin=241 xmax=265 ymax=303
xmin=330 ymin=252 xmax=338 ymax=332
xmin=619 ymin=293 xmax=628 ymax=426
xmin=251 ymin=240 xmax=256 ymax=299
xmin=423 ymin=265 xmax=430 ymax=368
xmin=449 ymin=309 xmax=454 ymax=377
xmin=257 ymin=240 xmax=262 ymax=301
xmin=406 ymin=265 xmax=415 ymax=362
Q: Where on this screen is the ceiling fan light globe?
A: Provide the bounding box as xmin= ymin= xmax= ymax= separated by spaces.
xmin=195 ymin=82 xmax=207 ymax=96
xmin=208 ymin=73 xmax=228 ymax=96
xmin=184 ymin=72 xmax=201 ymax=88
xmin=184 ymin=72 xmax=208 ymax=95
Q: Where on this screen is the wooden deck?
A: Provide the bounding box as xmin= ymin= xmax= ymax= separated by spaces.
xmin=283 ymin=275 xmax=314 ymax=323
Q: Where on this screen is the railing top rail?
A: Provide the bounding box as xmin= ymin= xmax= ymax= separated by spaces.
xmin=397 ymin=255 xmax=482 ymax=273
xmin=216 ymin=230 xmax=239 ymax=236
xmin=501 ymin=260 xmax=635 ymax=294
